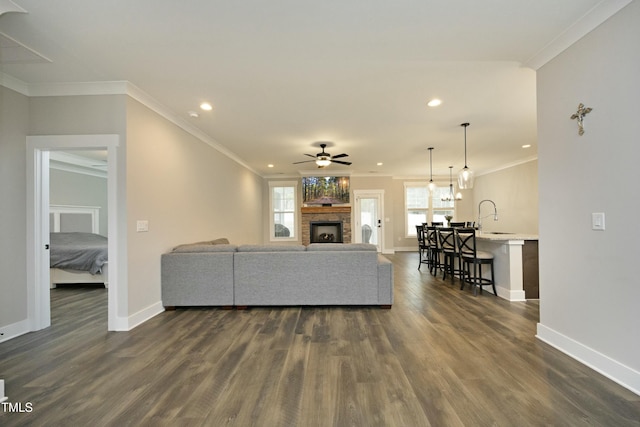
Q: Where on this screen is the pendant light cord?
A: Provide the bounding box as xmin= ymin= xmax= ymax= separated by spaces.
xmin=428 ymin=147 xmax=434 ymax=181
xmin=461 ymin=122 xmax=470 ymax=168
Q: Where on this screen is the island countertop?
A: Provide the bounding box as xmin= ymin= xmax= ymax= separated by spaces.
xmin=476 ymin=232 xmax=538 ymax=241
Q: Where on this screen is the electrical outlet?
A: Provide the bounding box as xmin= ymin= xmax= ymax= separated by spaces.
xmin=136 ymin=220 xmax=149 ymax=232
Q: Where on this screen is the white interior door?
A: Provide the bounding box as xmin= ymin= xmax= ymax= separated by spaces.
xmin=354 ymin=190 xmax=384 ymax=252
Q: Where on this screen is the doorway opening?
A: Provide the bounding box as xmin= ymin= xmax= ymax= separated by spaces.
xmin=27 ymin=135 xmax=121 ymax=332
xmin=354 ymin=190 xmax=384 ymax=252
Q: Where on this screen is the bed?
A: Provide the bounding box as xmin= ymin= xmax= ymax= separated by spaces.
xmin=49 ymin=205 xmax=108 ymax=288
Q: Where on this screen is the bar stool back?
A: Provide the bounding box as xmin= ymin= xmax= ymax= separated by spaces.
xmin=416 ymin=225 xmax=429 ymax=270
xmin=425 ymin=226 xmax=441 ymax=275
xmin=437 ymin=227 xmax=461 ymax=282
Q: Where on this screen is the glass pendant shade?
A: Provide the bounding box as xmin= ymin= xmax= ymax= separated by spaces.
xmin=458 ymin=167 xmax=474 ymax=189
xmin=458 ymin=122 xmax=474 ymax=189
xmin=441 ymin=165 xmax=461 ymax=202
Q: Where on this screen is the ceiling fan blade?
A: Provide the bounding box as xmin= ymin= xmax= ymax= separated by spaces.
xmin=331 ymin=160 xmax=352 ymax=166
xmin=303 ymin=153 xmax=316 ymax=159
xmin=331 ymin=153 xmax=349 ymax=159
xmin=293 ymin=160 xmax=316 ymax=164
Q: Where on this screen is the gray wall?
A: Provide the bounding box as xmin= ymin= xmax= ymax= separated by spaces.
xmin=470 ymin=160 xmax=538 ymax=234
xmin=0 ymin=86 xmax=28 ymax=330
xmin=537 ymin=1 xmax=639 ymax=392
xmin=50 ymin=168 xmax=108 ymax=236
xmin=1 ymin=89 xmax=263 ymax=334
xmin=124 ymin=97 xmax=263 ymax=315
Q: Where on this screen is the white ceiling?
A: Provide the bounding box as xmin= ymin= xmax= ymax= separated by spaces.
xmin=0 ymin=1 xmax=628 ymax=178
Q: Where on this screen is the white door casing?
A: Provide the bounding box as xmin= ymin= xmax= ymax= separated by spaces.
xmin=354 ymin=190 xmax=384 ymax=252
xmin=26 ymin=135 xmax=122 ymax=331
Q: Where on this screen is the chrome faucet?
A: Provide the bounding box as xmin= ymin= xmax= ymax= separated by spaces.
xmin=478 ymin=199 xmax=498 ymax=231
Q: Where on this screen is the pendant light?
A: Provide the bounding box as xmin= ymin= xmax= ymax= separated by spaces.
xmin=427 ymin=147 xmax=436 ymax=192
xmin=458 ymin=122 xmax=474 ymax=189
xmin=442 ymin=166 xmax=462 ymax=202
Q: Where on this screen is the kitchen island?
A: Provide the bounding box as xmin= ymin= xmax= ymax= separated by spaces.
xmin=475 ymin=232 xmax=539 ymax=301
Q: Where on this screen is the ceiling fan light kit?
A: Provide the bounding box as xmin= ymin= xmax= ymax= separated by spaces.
xmin=293 ymin=143 xmax=352 ymax=168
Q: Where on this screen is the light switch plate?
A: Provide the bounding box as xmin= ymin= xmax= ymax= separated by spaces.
xmin=592 ymin=212 xmax=605 ymax=231
xmin=136 ymin=220 xmax=149 ymax=232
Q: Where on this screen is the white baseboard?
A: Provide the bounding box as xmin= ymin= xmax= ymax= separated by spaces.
xmin=536 ymin=323 xmax=640 ymax=396
xmin=394 ymin=246 xmax=417 ymax=252
xmin=125 ymin=301 xmax=165 ymax=331
xmin=0 ymin=318 xmax=31 ymax=344
xmin=496 ymin=285 xmax=526 ymax=301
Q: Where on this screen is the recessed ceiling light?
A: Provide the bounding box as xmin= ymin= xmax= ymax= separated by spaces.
xmin=377 ymin=162 xmax=383 ymax=166
xmin=427 ymin=99 xmax=442 ymax=107
xmin=200 ymin=102 xmax=213 ymax=111
xmin=522 ymin=144 xmax=531 ymax=148
xmin=268 ymin=164 xmax=274 ymax=168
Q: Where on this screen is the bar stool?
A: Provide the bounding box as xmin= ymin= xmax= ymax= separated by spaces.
xmin=416 ymin=225 xmax=429 ymax=270
xmin=425 ymin=226 xmax=441 ymax=275
xmin=437 ymin=227 xmax=461 ymax=282
xmin=455 ymin=227 xmax=497 ymax=296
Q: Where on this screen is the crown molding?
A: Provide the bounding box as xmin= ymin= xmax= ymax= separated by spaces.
xmin=0 ymin=0 xmax=26 ymax=16
xmin=0 ymin=77 xmax=260 ymax=177
xmin=525 ymin=0 xmax=632 ymax=70
xmin=0 ymin=71 xmax=28 ymax=95
xmin=475 ymin=156 xmax=538 ymax=177
xmin=27 ymin=80 xmax=129 ymax=97
xmin=124 ymin=83 xmax=258 ymax=176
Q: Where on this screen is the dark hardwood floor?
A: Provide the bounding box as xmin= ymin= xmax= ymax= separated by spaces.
xmin=1 ymin=253 xmax=639 ymax=426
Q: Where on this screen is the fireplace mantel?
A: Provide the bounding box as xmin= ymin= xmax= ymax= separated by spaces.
xmin=301 ymin=206 xmax=351 ymax=214
xmin=301 ymin=206 xmax=351 ymax=245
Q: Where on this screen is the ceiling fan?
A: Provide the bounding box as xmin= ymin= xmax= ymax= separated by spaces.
xmin=293 ymin=143 xmax=352 ymax=168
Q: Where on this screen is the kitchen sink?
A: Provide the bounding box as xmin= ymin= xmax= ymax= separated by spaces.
xmin=484 ymin=231 xmax=514 ymax=234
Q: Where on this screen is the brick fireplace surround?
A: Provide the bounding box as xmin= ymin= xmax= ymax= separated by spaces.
xmin=301 ymin=206 xmax=351 ymax=246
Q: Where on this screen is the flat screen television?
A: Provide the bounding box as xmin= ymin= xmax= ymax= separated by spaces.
xmin=302 ymin=176 xmax=350 ymax=205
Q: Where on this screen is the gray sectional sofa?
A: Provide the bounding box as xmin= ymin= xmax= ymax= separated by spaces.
xmin=161 ymin=242 xmax=393 ymax=308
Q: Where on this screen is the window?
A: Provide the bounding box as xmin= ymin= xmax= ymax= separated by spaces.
xmin=269 ymin=181 xmax=297 ymax=241
xmin=405 ymin=183 xmax=456 ymax=236
xmin=405 ymin=183 xmax=429 ymax=236
xmin=431 ymin=187 xmax=454 ymax=224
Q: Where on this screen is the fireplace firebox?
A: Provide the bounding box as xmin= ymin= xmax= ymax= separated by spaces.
xmin=310 ymin=221 xmax=343 ymax=243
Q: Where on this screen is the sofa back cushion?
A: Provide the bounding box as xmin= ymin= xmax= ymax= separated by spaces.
xmin=237 ymin=244 xmax=306 ymax=252
xmin=307 ymin=243 xmax=376 ymax=251
xmin=172 ymin=244 xmax=237 ymax=253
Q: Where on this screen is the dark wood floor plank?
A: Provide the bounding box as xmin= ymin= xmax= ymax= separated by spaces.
xmin=1 ymin=253 xmax=639 ymax=427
